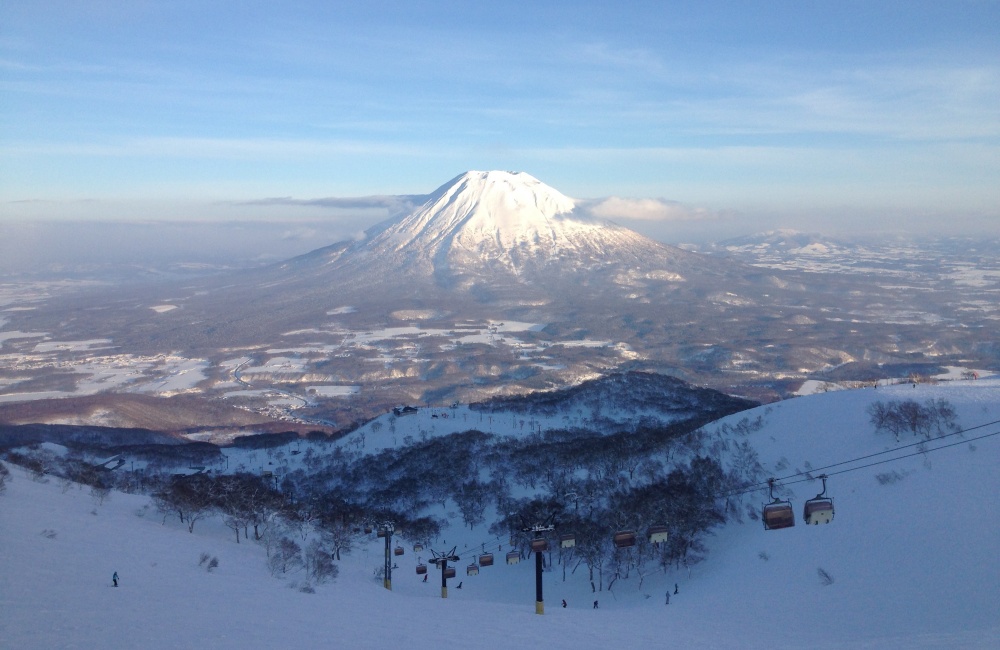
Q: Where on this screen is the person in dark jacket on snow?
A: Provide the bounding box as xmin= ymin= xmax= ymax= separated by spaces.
xmin=112 ymin=572 xmax=119 ymax=587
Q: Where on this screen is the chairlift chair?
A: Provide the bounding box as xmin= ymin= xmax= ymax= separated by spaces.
xmin=763 ymin=478 xmax=795 ymax=530
xmin=479 ymin=553 xmax=494 ymax=567
xmin=413 ymin=543 xmax=423 ymax=552
xmin=394 ymin=545 xmax=405 ymax=556
xmin=647 ymin=525 xmax=669 ymax=544
xmin=559 ymin=533 xmax=576 ymax=549
xmin=506 ymin=551 xmax=521 ymax=565
xmin=467 ymin=563 xmax=480 ymax=576
xmin=443 ymin=567 xmax=456 ymax=579
xmin=613 ymin=530 xmax=637 ymax=548
xmin=803 ymin=475 xmax=835 ymax=525
xmin=416 ymin=564 xmax=427 ymax=575
xmin=530 ymin=537 xmax=549 ymax=553
xmin=377 ymin=529 xmax=387 ymax=538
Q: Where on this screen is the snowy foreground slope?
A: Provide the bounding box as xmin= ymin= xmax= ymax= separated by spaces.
xmin=2 ymin=379 xmax=999 ymax=649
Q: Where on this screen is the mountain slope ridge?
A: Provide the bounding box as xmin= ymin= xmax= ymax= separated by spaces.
xmin=301 ymin=170 xmax=723 ymax=287
xmin=2 ymin=379 xmax=998 ymax=648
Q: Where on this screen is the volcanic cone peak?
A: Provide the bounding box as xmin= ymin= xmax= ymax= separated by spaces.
xmin=355 ymin=170 xmax=679 ymax=277
xmin=368 ymin=170 xmax=577 ymax=251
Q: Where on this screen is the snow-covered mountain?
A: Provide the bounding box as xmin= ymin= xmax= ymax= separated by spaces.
xmin=5 ymin=170 xmax=995 ymax=418
xmin=370 ymin=170 xmax=580 ymax=258
xmin=3 ymin=378 xmax=998 ymax=648
xmin=713 ymin=230 xmax=856 ymax=256
xmin=299 ymin=170 xmax=720 ymax=290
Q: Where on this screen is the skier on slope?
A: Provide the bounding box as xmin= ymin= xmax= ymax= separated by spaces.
xmin=112 ymin=571 xmax=119 ymax=588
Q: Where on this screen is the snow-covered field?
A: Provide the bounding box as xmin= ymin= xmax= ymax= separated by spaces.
xmin=0 ymin=315 xmax=604 ymax=411
xmin=2 ymin=379 xmax=999 ymax=649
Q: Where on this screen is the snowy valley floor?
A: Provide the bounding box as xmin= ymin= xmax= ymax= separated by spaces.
xmin=2 ymin=379 xmax=999 ymax=649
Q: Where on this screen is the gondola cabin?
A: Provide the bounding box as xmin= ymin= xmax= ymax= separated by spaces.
xmin=647 ymin=525 xmax=669 ymax=544
xmin=479 ymin=553 xmax=494 ymax=567
xmin=416 ymin=564 xmax=427 ymax=575
xmin=394 ymin=545 xmax=404 ymax=556
xmin=506 ymin=551 xmax=521 ymax=565
xmin=443 ymin=567 xmax=456 ymax=579
xmin=467 ymin=563 xmax=480 ymax=576
xmin=530 ymin=538 xmax=549 ymax=553
xmin=413 ymin=543 xmax=423 ymax=552
xmin=613 ymin=530 xmax=637 ymax=548
xmin=364 ymin=525 xmax=373 ymax=534
xmin=377 ymin=529 xmax=387 ymax=538
xmin=763 ymin=501 xmax=795 ymax=530
xmin=763 ymin=477 xmax=796 ymax=530
xmin=803 ymin=474 xmax=834 ymax=525
xmin=559 ymin=533 xmax=576 ymax=549
xmin=803 ymin=498 xmax=834 ymax=525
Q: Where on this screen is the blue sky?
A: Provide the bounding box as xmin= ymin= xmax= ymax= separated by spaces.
xmin=1 ymin=1 xmax=998 ymax=239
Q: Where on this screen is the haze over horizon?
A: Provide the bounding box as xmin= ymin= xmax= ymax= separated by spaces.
xmin=2 ymin=1 xmax=998 ymax=240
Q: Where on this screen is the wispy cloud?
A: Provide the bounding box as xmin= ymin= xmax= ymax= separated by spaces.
xmin=580 ymin=197 xmax=723 ymax=223
xmin=3 ymin=2 xmax=997 ymax=236
xmin=4 ymin=137 xmax=437 ymax=160
xmin=236 ymin=195 xmax=425 ymax=215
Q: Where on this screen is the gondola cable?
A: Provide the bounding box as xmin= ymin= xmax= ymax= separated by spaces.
xmin=417 ymin=420 xmax=1000 ymax=550
xmin=753 ymin=426 xmax=1000 ymax=529
xmin=720 ymin=417 xmax=1000 ymax=500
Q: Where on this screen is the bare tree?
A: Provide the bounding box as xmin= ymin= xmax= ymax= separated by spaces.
xmin=215 ymin=474 xmax=279 ymax=543
xmin=318 ymin=520 xmax=355 ymax=561
xmin=869 ymin=399 xmax=959 ymax=442
xmin=153 ymin=474 xmax=216 ymax=533
xmin=0 ymin=461 xmax=10 ymax=495
xmin=268 ymin=537 xmax=303 ymax=575
xmin=304 ymin=539 xmax=339 ymax=584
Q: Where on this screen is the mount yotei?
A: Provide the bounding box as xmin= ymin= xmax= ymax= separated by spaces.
xmin=227 ymin=170 xmax=734 ymax=313
xmin=304 ymin=170 xmax=722 ymax=287
xmin=1 ymin=171 xmax=996 ymax=428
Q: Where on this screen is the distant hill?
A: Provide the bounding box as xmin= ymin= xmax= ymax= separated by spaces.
xmin=473 ymin=371 xmax=756 ymax=423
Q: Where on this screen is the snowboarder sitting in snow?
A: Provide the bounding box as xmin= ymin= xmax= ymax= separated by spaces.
xmin=112 ymin=571 xmax=119 ymax=588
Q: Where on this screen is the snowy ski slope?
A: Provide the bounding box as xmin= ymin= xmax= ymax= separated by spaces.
xmin=2 ymin=378 xmax=998 ymax=648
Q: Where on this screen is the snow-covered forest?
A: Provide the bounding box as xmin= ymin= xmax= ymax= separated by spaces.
xmin=3 ymin=375 xmax=998 ymax=648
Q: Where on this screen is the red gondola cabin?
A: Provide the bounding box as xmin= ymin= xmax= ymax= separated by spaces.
xmin=613 ymin=531 xmax=637 ymax=548
xmin=763 ymin=501 xmax=795 ymax=530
